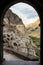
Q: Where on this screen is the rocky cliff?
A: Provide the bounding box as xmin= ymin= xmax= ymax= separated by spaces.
xmin=4 ymin=9 xmax=23 ymax=25
xmin=3 ymin=9 xmax=40 ymax=59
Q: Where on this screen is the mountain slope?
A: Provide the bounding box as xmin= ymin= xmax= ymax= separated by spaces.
xmin=25 ymin=19 xmax=40 ymax=29
xmin=4 ymin=9 xmax=23 ymax=25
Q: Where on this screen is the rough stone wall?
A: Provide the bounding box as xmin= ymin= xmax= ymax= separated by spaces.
xmin=3 ymin=26 xmax=36 ymax=56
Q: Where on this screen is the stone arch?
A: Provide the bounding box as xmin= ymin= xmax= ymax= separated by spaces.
xmin=0 ymin=0 xmax=42 ymax=63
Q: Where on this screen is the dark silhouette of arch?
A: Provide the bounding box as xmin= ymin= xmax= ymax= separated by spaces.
xmin=39 ymin=24 xmax=40 ymax=26
xmin=0 ymin=0 xmax=42 ymax=64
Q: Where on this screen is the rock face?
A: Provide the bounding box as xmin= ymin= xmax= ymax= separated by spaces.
xmin=3 ymin=9 xmax=38 ymax=56
xmin=3 ymin=30 xmax=36 ymax=56
xmin=3 ymin=9 xmax=26 ymax=34
xmin=4 ymin=9 xmax=23 ymax=25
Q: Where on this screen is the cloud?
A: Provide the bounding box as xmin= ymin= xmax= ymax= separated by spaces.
xmin=10 ymin=2 xmax=39 ymax=25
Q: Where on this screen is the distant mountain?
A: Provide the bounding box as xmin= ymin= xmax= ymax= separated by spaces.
xmin=25 ymin=19 xmax=40 ymax=29
xmin=4 ymin=9 xmax=23 ymax=25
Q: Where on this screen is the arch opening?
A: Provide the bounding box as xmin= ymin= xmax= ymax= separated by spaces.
xmin=1 ymin=1 xmax=40 ymax=63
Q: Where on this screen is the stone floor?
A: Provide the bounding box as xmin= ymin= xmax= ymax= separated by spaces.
xmin=3 ymin=51 xmax=39 ymax=65
xmin=3 ymin=51 xmax=22 ymax=61
xmin=3 ymin=60 xmax=39 ymax=65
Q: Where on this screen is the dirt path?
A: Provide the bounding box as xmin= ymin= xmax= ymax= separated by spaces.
xmin=3 ymin=51 xmax=23 ymax=61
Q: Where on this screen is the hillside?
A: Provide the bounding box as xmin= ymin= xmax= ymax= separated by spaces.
xmin=3 ymin=9 xmax=26 ymax=34
xmin=4 ymin=9 xmax=23 ymax=25
xmin=25 ymin=19 xmax=40 ymax=29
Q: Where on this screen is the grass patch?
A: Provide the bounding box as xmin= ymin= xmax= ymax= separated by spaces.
xmin=28 ymin=36 xmax=40 ymax=61
xmin=29 ymin=36 xmax=40 ymax=46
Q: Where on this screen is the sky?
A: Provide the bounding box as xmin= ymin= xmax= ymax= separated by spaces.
xmin=10 ymin=2 xmax=39 ymax=26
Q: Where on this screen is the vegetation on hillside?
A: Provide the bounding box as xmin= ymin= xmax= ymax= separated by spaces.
xmin=26 ymin=19 xmax=40 ymax=28
xmin=28 ymin=27 xmax=40 ymax=61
